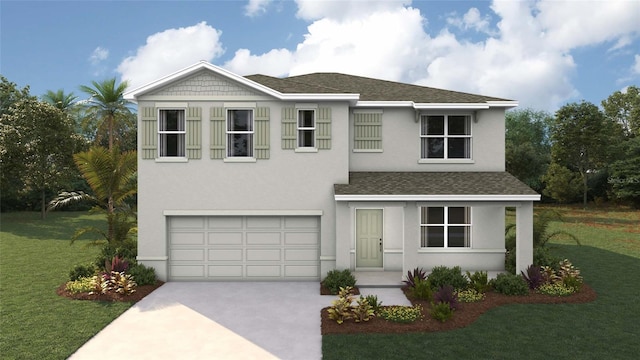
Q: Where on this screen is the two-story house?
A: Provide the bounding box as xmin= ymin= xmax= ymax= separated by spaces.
xmin=124 ymin=61 xmax=539 ymax=283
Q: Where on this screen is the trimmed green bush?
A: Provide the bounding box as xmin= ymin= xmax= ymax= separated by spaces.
xmin=410 ymin=278 xmax=433 ymax=301
xmin=128 ymin=263 xmax=157 ymax=286
xmin=492 ymin=273 xmax=529 ymax=296
xmin=94 ymin=239 xmax=137 ymax=269
xmin=323 ymin=269 xmax=357 ymax=295
xmin=69 ymin=263 xmax=96 ymax=281
xmin=466 ymin=270 xmax=490 ymax=293
xmin=428 ymin=266 xmax=468 ymax=290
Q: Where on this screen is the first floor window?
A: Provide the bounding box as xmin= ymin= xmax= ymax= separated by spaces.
xmin=298 ymin=109 xmax=315 ymax=148
xmin=420 ymin=206 xmax=471 ymax=248
xmin=159 ymin=109 xmax=185 ymax=157
xmin=421 ymin=115 xmax=471 ymax=159
xmin=227 ymin=109 xmax=254 ymax=157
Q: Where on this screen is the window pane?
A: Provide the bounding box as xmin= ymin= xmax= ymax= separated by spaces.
xmin=298 ymin=130 xmax=314 ymax=147
xmin=160 ymin=134 xmax=184 ymax=157
xmin=160 ymin=110 xmax=184 ymax=131
xmin=228 ymin=134 xmax=253 ymax=157
xmin=228 ymin=110 xmax=252 ymax=131
xmin=298 ymin=110 xmax=314 ymax=128
xmin=427 ymin=226 xmax=445 ymax=247
xmin=427 ymin=207 xmax=444 ymax=224
xmin=448 ymin=116 xmax=470 ymax=135
xmin=448 ymin=226 xmax=469 ymax=247
xmin=427 ymin=138 xmax=445 ymax=158
xmin=425 ymin=116 xmax=445 ymax=135
xmin=448 ymin=138 xmax=470 ymax=158
xmin=448 ymin=207 xmax=469 ymax=224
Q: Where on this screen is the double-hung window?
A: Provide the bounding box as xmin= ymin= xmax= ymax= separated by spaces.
xmin=420 ymin=206 xmax=471 ymax=248
xmin=227 ymin=109 xmax=254 ymax=158
xmin=298 ymin=109 xmax=316 ymax=148
xmin=421 ymin=115 xmax=471 ymax=159
xmin=158 ymin=109 xmax=185 ymax=157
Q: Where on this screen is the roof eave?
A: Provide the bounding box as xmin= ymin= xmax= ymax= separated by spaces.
xmin=334 ymin=194 xmax=541 ymax=202
xmin=355 ymin=101 xmax=518 ymax=109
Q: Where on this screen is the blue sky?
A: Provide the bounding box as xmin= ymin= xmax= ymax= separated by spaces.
xmin=1 ymin=0 xmax=639 ymax=111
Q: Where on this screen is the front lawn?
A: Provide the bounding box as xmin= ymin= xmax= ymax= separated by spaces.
xmin=0 ymin=212 xmax=133 ymax=359
xmin=323 ymin=205 xmax=640 ymax=359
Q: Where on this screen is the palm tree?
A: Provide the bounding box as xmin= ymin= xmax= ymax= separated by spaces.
xmin=48 ymin=146 xmax=137 ymax=244
xmin=42 ymin=89 xmax=77 ymax=112
xmin=79 ymin=78 xmax=132 ymax=151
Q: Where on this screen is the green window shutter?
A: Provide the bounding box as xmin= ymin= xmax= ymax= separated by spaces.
xmin=254 ymin=107 xmax=270 ymax=159
xmin=140 ymin=107 xmax=157 ymax=159
xmin=316 ymin=107 xmax=332 ymax=150
xmin=353 ymin=112 xmax=382 ymax=150
xmin=186 ymin=107 xmax=202 ymax=159
xmin=281 ymin=107 xmax=296 ymax=150
xmin=210 ymin=107 xmax=226 ymax=159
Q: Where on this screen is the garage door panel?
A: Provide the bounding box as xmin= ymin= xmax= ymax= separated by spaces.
xmin=171 ymin=232 xmax=205 ymax=245
xmin=246 ymin=232 xmax=281 ymax=245
xmin=247 ymin=265 xmax=281 ymax=277
xmin=246 ymin=217 xmax=281 ymax=228
xmin=171 ymin=249 xmax=205 ymax=261
xmin=171 ymin=265 xmax=205 ymax=278
xmin=209 ymin=249 xmax=243 ymax=261
xmin=285 ymin=265 xmax=318 ymax=277
xmin=285 ymin=217 xmax=318 ymax=229
xmin=208 ymin=232 xmax=243 ymax=245
xmin=208 ymin=265 xmax=243 ymax=277
xmin=285 ymin=232 xmax=318 ymax=245
xmin=247 ymin=249 xmax=281 ymax=261
xmin=208 ymin=217 xmax=242 ymax=229
xmin=285 ymin=249 xmax=318 ymax=261
xmin=171 ymin=217 xmax=205 ymax=229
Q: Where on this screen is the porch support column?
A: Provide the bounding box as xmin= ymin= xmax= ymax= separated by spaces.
xmin=515 ymin=201 xmax=534 ymax=274
xmin=335 ymin=202 xmax=351 ymax=271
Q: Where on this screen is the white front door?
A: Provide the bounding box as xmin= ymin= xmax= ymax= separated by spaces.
xmin=356 ymin=209 xmax=383 ymax=268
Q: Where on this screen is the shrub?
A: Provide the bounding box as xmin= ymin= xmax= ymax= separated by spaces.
xmin=108 ymin=272 xmax=137 ymax=295
xmin=457 ymin=288 xmax=485 ymax=303
xmin=69 ymin=263 xmax=97 ymax=281
xmin=430 ymin=301 xmax=454 ymax=323
xmin=403 ymin=267 xmax=427 ymax=288
xmin=364 ymin=295 xmax=382 ymax=314
xmin=327 ymin=287 xmax=355 ymax=324
xmin=537 ymin=282 xmax=575 ymax=296
xmin=380 ymin=305 xmax=423 ymax=323
xmin=466 ymin=270 xmax=490 ymax=293
xmin=410 ymin=278 xmax=433 ymax=301
xmin=323 ymin=269 xmax=357 ymax=295
xmin=353 ymin=296 xmax=375 ymax=323
xmin=95 ymin=239 xmax=137 ymax=269
xmin=105 ymin=255 xmax=129 ymax=273
xmin=492 ymin=273 xmax=529 ymax=296
xmin=521 ymin=265 xmax=544 ymax=289
xmin=128 ymin=263 xmax=157 ymax=286
xmin=558 ymin=259 xmax=583 ymax=283
xmin=65 ymin=277 xmax=96 ymax=294
xmin=433 ymin=285 xmax=459 ymax=310
xmin=428 ymin=266 xmax=468 ymax=290
xmin=563 ymin=276 xmax=583 ymax=292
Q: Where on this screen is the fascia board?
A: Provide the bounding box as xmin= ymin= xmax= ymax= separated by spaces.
xmin=334 ymin=194 xmax=541 ymax=202
xmin=355 ymin=101 xmax=491 ymax=110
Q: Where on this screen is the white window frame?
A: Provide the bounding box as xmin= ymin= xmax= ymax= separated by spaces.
xmin=157 ymin=108 xmax=186 ymax=158
xmin=226 ymin=108 xmax=254 ymax=159
xmin=297 ymin=109 xmax=316 ymax=149
xmin=420 ymin=114 xmax=472 ymax=161
xmin=420 ymin=206 xmax=472 ymax=248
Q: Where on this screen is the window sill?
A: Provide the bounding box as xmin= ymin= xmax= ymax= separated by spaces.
xmin=294 ymin=148 xmax=318 ymax=153
xmin=418 ymin=248 xmax=505 ymax=254
xmin=223 ymin=157 xmax=257 ymax=163
xmin=353 ymin=149 xmax=383 ymax=153
xmin=155 ymin=157 xmax=188 ymax=163
xmin=418 ymin=159 xmax=474 ymax=164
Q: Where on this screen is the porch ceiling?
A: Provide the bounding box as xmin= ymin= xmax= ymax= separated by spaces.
xmin=334 ymin=172 xmax=539 ymax=199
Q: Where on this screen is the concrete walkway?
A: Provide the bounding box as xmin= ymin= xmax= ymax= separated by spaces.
xmin=69 ymin=282 xmax=410 ymax=360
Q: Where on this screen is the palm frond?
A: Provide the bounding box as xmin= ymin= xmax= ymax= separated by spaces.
xmin=47 ymin=191 xmax=96 ymax=211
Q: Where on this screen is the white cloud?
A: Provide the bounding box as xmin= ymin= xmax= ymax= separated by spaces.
xmin=245 ymin=0 xmax=271 ymax=17
xmin=633 ymin=54 xmax=640 ymax=75
xmin=89 ymin=46 xmax=109 ymax=65
xmin=447 ymin=8 xmax=494 ymax=34
xmin=117 ymin=22 xmax=224 ymax=90
xmin=295 ymin=0 xmax=411 ymax=21
xmin=223 ymin=48 xmax=293 ymax=76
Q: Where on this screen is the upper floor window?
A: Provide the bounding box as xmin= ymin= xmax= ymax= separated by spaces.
xmin=227 ymin=109 xmax=254 ymax=157
xmin=420 ymin=206 xmax=471 ymax=248
xmin=298 ymin=109 xmax=316 ymax=148
xmin=421 ymin=115 xmax=471 ymax=159
xmin=159 ymin=109 xmax=185 ymax=157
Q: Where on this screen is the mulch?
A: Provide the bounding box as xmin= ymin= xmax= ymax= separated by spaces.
xmin=56 ymin=281 xmax=164 ymax=303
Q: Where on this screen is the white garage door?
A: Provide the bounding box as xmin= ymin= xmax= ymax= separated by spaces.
xmin=168 ymin=216 xmax=320 ymax=281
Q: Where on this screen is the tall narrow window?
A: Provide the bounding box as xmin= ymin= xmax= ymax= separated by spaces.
xmin=227 ymin=109 xmax=254 ymax=157
xmin=420 ymin=206 xmax=471 ymax=248
xmin=159 ymin=109 xmax=185 ymax=157
xmin=298 ymin=109 xmax=315 ymax=148
xmin=421 ymin=115 xmax=471 ymax=159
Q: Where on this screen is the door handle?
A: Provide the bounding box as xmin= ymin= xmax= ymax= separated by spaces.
xmin=379 ymin=238 xmax=382 ymax=252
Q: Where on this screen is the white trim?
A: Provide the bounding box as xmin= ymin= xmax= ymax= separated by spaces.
xmin=223 ymin=157 xmax=257 ymax=163
xmin=155 ymin=102 xmax=188 ymax=108
xmin=417 ymin=248 xmax=506 ymax=254
xmin=223 ymin=102 xmax=256 ymax=108
xmin=163 ymin=210 xmax=324 ymax=216
xmin=294 ymin=148 xmax=319 ymax=153
xmin=353 ymin=149 xmax=383 ymax=153
xmin=320 ymin=255 xmax=336 ymax=261
xmin=383 ymin=249 xmax=403 ymax=254
xmin=418 ymin=159 xmax=474 ymax=164
xmin=136 ymin=256 xmax=169 ymax=261
xmin=335 ymin=194 xmax=541 ymax=202
xmin=155 ymin=157 xmax=188 ymax=163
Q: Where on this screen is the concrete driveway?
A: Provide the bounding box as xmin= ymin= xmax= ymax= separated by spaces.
xmin=69 ymin=282 xmax=410 ymax=360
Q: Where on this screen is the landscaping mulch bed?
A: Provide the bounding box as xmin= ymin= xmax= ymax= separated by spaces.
xmin=320 ymin=284 xmax=360 ymax=295
xmin=56 ymin=281 xmax=164 ymax=303
xmin=321 ymin=283 xmax=597 ymax=335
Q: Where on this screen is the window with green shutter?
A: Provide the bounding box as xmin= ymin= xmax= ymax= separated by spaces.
xmin=210 ymin=107 xmax=226 ymax=159
xmin=353 ymin=111 xmax=382 ymax=152
xmin=282 ymin=106 xmax=331 ymax=150
xmin=140 ymin=107 xmax=157 ymax=159
xmin=185 ymin=107 xmax=202 ymax=159
xmin=211 ymin=106 xmax=270 ymax=160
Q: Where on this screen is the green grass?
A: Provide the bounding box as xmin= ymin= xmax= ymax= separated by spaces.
xmin=323 ymin=205 xmax=640 ymax=359
xmin=0 ymin=212 xmax=132 ymax=360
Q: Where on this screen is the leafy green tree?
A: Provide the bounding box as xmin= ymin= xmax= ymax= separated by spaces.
xmin=48 ymin=146 xmax=137 ymax=243
xmin=541 ymin=163 xmax=582 ymax=203
xmin=79 ymin=78 xmax=133 ymax=151
xmin=1 ymin=98 xmax=78 ymax=217
xmin=608 ymin=137 xmax=640 ymax=208
xmin=42 ymin=89 xmax=78 ymax=112
xmin=602 ymin=85 xmax=640 ymax=138
xmin=548 ymin=101 xmax=622 ymax=206
xmin=505 ymin=109 xmax=552 ymax=192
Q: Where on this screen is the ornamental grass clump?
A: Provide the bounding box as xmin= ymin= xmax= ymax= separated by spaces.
xmin=433 ymin=285 xmax=459 ymax=310
xmin=521 ymin=264 xmax=544 ymax=289
xmin=410 ymin=278 xmax=433 ymax=301
xmin=380 ymin=305 xmax=423 ymax=323
xmin=430 ymin=301 xmax=454 ymax=323
xmin=466 ymin=270 xmax=490 ymax=293
xmin=403 ymin=267 xmax=427 ymax=288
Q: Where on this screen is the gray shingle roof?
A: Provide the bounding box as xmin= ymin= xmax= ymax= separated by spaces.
xmin=245 ymin=73 xmax=510 ymax=103
xmin=334 ymin=172 xmax=539 ymax=196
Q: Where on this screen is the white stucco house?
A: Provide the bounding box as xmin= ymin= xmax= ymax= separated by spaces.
xmin=124 ymin=61 xmax=539 ymax=283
